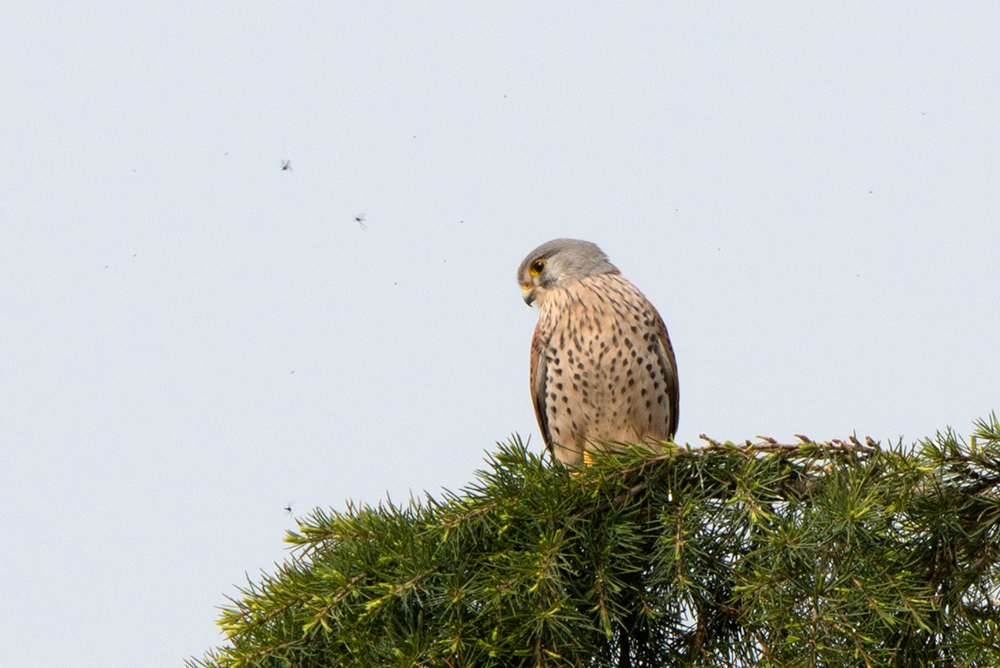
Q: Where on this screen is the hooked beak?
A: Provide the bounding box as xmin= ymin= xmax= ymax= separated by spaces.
xmin=522 ymin=285 xmax=536 ymax=306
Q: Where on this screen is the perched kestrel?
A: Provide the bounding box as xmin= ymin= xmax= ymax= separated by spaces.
xmin=518 ymin=239 xmax=679 ymax=465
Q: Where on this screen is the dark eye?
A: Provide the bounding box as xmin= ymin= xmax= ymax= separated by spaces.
xmin=530 ymin=260 xmax=546 ymax=276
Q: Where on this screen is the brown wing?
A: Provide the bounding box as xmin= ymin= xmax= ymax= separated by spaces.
xmin=528 ymin=324 xmax=553 ymax=455
xmin=651 ymin=307 xmax=680 ymax=439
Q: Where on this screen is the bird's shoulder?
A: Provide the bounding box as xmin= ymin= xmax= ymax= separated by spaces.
xmin=575 ymin=273 xmax=655 ymax=315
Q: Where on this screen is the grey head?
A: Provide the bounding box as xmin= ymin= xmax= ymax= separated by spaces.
xmin=517 ymin=238 xmax=620 ymax=306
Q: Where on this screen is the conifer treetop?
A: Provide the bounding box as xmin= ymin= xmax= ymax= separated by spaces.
xmin=190 ymin=414 xmax=1000 ymax=668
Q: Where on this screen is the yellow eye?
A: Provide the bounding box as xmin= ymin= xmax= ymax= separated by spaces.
xmin=529 ymin=259 xmax=546 ymax=276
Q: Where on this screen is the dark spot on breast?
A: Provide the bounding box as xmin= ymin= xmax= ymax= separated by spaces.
xmin=645 ymin=364 xmax=653 ymax=372
xmin=630 ymin=325 xmax=638 ymax=333
xmin=573 ymin=373 xmax=581 ymax=381
xmin=627 ymin=378 xmax=635 ymax=387
xmin=562 ymin=395 xmax=568 ymax=403
xmin=653 ymin=381 xmax=660 ymax=390
xmin=657 ymin=396 xmax=664 ymax=405
xmin=553 ymin=426 xmax=561 ymax=435
xmin=624 ymin=338 xmax=633 ymax=349
xmin=640 ymin=388 xmax=647 ymax=397
xmin=556 ymin=383 xmax=563 ymax=390
xmin=555 ymin=368 xmax=563 ymax=376
xmin=645 ymin=400 xmax=652 ymax=409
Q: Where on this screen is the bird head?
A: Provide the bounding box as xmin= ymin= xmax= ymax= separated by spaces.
xmin=517 ymin=238 xmax=619 ymax=306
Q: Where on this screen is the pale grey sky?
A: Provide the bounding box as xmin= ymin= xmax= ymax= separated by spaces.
xmin=2 ymin=3 xmax=998 ymax=666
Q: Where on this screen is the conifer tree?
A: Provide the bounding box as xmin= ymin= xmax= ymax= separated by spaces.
xmin=190 ymin=414 xmax=1000 ymax=667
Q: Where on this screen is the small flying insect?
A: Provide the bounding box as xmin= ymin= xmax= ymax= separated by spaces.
xmin=283 ymin=502 xmax=295 ymax=516
xmin=281 ymin=159 xmax=293 ymax=171
xmin=354 ymin=213 xmax=367 ymax=230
